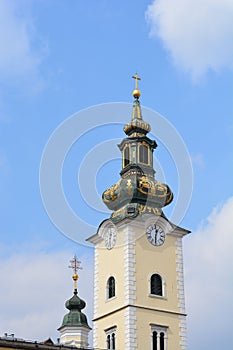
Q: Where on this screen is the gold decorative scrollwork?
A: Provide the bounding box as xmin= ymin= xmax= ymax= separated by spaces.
xmin=103 ymin=182 xmax=121 ymax=203
xmin=165 ymin=190 xmax=173 ymax=204
xmin=137 ymin=175 xmax=169 ymax=198
xmin=138 ymin=204 xmax=161 ymax=215
xmin=137 ymin=175 xmax=151 ymax=194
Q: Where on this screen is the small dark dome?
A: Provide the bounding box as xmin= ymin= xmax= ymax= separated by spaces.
xmin=65 ymin=293 xmax=86 ymax=311
xmin=58 ymin=292 xmax=90 ymax=329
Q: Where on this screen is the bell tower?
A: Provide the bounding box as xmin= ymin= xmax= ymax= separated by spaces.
xmin=87 ymin=75 xmax=190 ymax=350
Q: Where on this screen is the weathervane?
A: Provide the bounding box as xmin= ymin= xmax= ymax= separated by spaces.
xmin=132 ymin=73 xmax=141 ymax=98
xmin=69 ymin=255 xmax=83 ymax=293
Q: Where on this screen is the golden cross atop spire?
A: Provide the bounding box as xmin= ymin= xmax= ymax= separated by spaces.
xmin=69 ymin=255 xmax=82 ymax=292
xmin=132 ymin=73 xmax=141 ymax=99
xmin=132 ymin=73 xmax=141 ymax=89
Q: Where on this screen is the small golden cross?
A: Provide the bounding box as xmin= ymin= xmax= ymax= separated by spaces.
xmin=132 ymin=73 xmax=141 ymax=90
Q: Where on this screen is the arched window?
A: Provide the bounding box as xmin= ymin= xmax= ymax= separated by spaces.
xmin=123 ymin=146 xmax=130 ymax=167
xmin=160 ymin=332 xmax=164 ymax=350
xmin=151 ymin=326 xmax=167 ymax=350
xmin=107 ymin=276 xmax=115 ymax=299
xmin=150 ymin=274 xmax=163 ymax=296
xmin=152 ymin=331 xmax=157 ymax=350
xmin=105 ymin=327 xmax=116 ymax=350
xmin=107 ymin=334 xmax=111 ymax=349
xmin=112 ymin=333 xmax=115 ymax=350
xmin=139 ymin=144 xmax=149 ymax=164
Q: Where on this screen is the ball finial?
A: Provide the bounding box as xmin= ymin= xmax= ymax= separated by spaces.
xmin=73 ymin=273 xmax=79 ymax=281
xmin=133 ymin=89 xmax=141 ymax=98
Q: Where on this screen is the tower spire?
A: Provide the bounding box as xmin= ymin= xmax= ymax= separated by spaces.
xmin=102 ymin=74 xmax=173 ymax=223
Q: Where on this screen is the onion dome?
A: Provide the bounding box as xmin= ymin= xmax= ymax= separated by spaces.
xmin=103 ymin=175 xmax=173 ymax=211
xmin=58 ymin=256 xmax=91 ymax=330
xmin=65 ymin=293 xmax=85 ymax=311
xmin=102 ymin=74 xmax=173 ymax=223
xmin=60 ymin=290 xmax=90 ymax=328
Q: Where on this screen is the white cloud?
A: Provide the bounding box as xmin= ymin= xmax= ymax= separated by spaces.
xmin=184 ymin=197 xmax=233 ymax=349
xmin=0 ymin=244 xmax=94 ymax=343
xmin=146 ymin=0 xmax=233 ymax=80
xmin=0 ymin=0 xmax=47 ymax=90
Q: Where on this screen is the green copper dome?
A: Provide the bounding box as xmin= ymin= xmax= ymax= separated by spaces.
xmin=59 ymin=290 xmax=91 ymax=329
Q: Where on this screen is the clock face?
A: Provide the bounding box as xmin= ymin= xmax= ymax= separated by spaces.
xmin=104 ymin=226 xmax=117 ymax=250
xmin=146 ymin=224 xmax=165 ymax=246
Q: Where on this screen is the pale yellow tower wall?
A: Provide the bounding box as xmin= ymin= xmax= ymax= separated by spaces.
xmin=94 ymin=241 xmax=127 ymax=317
xmin=135 ymin=307 xmax=182 ymax=349
xmin=93 ymin=308 xmax=128 ymax=349
xmin=135 ymin=229 xmax=180 ymax=312
xmin=93 ymin=307 xmax=183 ymax=349
xmin=89 ymin=214 xmax=188 ymax=349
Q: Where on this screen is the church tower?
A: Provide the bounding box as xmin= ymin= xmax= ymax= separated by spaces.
xmin=87 ymin=75 xmax=190 ymax=350
xmin=58 ymin=256 xmax=91 ymax=348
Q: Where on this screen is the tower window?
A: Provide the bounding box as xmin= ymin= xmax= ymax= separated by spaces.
xmin=160 ymin=332 xmax=164 ymax=350
xmin=139 ymin=144 xmax=149 ymax=164
xmin=151 ymin=325 xmax=167 ymax=350
xmin=107 ymin=334 xmax=111 ymax=349
xmin=107 ymin=276 xmax=115 ymax=299
xmin=105 ymin=327 xmax=116 ymax=350
xmin=112 ymin=333 xmax=115 ymax=349
xmin=150 ymin=274 xmax=163 ymax=296
xmin=153 ymin=331 xmax=157 ymax=350
xmin=123 ymin=145 xmax=130 ymax=167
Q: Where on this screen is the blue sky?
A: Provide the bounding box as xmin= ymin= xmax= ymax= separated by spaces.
xmin=0 ymin=0 xmax=232 ymax=349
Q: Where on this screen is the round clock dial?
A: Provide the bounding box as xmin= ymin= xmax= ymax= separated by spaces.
xmin=146 ymin=224 xmax=165 ymax=246
xmin=105 ymin=226 xmax=117 ymax=250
